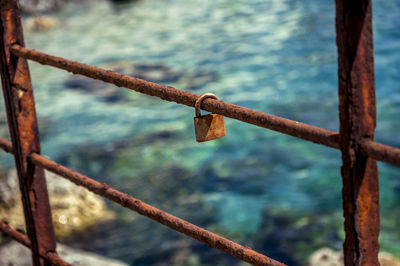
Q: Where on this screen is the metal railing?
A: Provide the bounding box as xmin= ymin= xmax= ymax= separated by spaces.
xmin=0 ymin=0 xmax=399 ymax=265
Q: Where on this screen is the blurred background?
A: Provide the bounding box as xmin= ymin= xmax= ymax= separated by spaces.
xmin=0 ymin=0 xmax=399 ymax=265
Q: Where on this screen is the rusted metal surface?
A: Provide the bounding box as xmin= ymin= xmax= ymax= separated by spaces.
xmin=194 ymin=93 xmax=226 ymax=142
xmin=0 ymin=1 xmax=57 ymax=265
xmin=0 ymin=221 xmax=31 ymax=247
xmin=359 ymin=139 xmax=400 ymax=167
xmin=0 ymin=136 xmax=12 ymax=153
xmin=194 ymin=113 xmax=225 ymax=142
xmin=335 ymin=0 xmax=380 ymax=265
xmin=0 ymin=221 xmax=70 ymax=266
xmin=29 ymin=153 xmax=285 ymax=266
xmin=11 ymin=45 xmax=340 ymax=149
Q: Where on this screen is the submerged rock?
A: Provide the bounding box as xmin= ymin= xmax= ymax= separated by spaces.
xmin=134 ymin=64 xmax=184 ymax=83
xmin=0 ymin=169 xmax=114 ymax=238
xmin=253 ymin=209 xmax=343 ymax=265
xmin=0 ymin=241 xmax=128 ymax=266
xmin=63 ymin=74 xmax=127 ymax=104
xmin=63 ymin=61 xmax=217 ymax=103
xmin=307 ymin=248 xmax=400 ymax=266
xmin=109 ymin=0 xmax=140 ymax=3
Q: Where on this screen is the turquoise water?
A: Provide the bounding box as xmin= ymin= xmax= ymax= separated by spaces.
xmin=1 ymin=0 xmax=400 ymax=264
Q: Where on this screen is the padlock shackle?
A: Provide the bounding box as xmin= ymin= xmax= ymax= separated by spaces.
xmin=195 ymin=93 xmax=219 ymax=117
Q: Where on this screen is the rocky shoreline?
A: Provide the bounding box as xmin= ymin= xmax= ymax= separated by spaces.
xmin=0 ymin=169 xmax=114 ymax=237
xmin=0 ymin=169 xmax=123 ymax=264
xmin=0 ymin=241 xmax=128 ymax=266
xmin=308 ymin=248 xmax=400 ymax=266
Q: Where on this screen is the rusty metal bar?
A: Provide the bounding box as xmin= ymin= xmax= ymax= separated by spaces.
xmin=10 ymin=45 xmax=340 ymax=149
xmin=0 ymin=221 xmax=30 ymax=247
xmin=0 ymin=136 xmax=12 ymax=153
xmin=28 ymin=153 xmax=285 ymax=266
xmin=359 ymin=139 xmax=400 ymax=167
xmin=335 ymin=0 xmax=380 ymax=265
xmin=0 ymin=1 xmax=57 ymax=265
xmin=0 ymin=221 xmax=70 ymax=266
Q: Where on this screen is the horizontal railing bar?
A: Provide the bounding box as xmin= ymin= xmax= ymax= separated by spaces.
xmin=0 ymin=137 xmax=12 ymax=153
xmin=359 ymin=139 xmax=400 ymax=167
xmin=28 ymin=152 xmax=285 ymax=266
xmin=11 ymin=44 xmax=339 ymax=149
xmin=0 ymin=221 xmax=70 ymax=266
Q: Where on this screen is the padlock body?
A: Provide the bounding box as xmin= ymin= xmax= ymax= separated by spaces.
xmin=194 ymin=113 xmax=226 ymax=142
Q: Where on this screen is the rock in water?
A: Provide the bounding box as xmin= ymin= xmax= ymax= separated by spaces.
xmin=25 ymin=15 xmax=59 ymax=32
xmin=0 ymin=241 xmax=128 ymax=266
xmin=307 ymin=248 xmax=342 ymax=266
xmin=0 ymin=169 xmax=114 ymax=238
xmin=307 ymin=248 xmax=400 ymax=266
xmin=379 ymin=252 xmax=400 ymax=266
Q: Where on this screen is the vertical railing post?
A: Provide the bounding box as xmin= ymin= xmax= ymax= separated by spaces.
xmin=335 ymin=0 xmax=380 ymax=265
xmin=0 ymin=0 xmax=57 ymax=265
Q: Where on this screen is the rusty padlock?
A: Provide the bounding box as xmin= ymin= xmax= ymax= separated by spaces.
xmin=194 ymin=93 xmax=226 ymax=142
